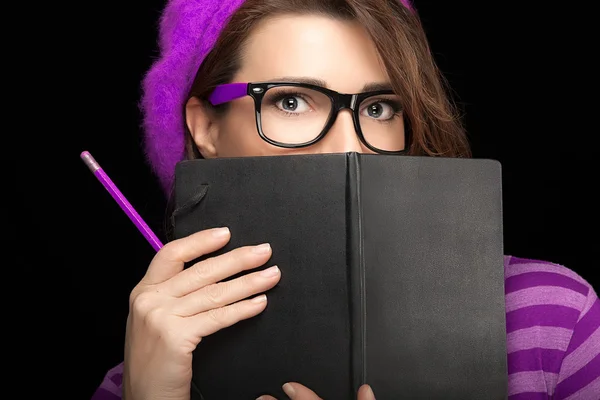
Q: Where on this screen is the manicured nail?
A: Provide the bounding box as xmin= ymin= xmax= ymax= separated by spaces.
xmin=212 ymin=227 xmax=230 ymax=237
xmin=282 ymin=383 xmax=295 ymax=398
xmin=260 ymin=265 xmax=279 ymax=277
xmin=251 ymin=294 xmax=267 ymax=303
xmin=253 ymin=243 xmax=271 ymax=254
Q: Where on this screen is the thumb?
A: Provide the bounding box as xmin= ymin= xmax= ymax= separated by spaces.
xmin=357 ymin=384 xmax=376 ymax=400
xmin=282 ymin=382 xmax=322 ymax=399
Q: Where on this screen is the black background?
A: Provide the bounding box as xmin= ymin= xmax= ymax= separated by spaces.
xmin=32 ymin=0 xmax=596 ymax=398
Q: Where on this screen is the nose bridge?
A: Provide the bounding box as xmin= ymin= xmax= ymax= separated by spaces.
xmin=335 ymin=93 xmax=357 ymax=112
xmin=322 ymin=102 xmax=362 ymax=153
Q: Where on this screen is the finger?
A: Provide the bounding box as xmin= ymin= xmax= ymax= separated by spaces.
xmin=142 ymin=227 xmax=231 ymax=284
xmin=173 ymin=265 xmax=281 ymax=316
xmin=282 ymin=382 xmax=322 ymax=400
xmin=357 ymin=384 xmax=376 ymax=400
xmin=190 ymin=294 xmax=269 ymax=338
xmin=255 ymin=396 xmax=277 ymax=400
xmin=163 ymin=242 xmax=273 ymax=297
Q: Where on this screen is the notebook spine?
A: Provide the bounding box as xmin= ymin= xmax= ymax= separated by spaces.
xmin=346 ymin=152 xmax=366 ymax=392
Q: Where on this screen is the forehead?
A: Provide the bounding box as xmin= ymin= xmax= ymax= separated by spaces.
xmin=234 ymin=14 xmax=389 ymax=93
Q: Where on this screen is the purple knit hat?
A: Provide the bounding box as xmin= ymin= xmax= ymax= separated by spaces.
xmin=141 ymin=0 xmax=414 ymax=195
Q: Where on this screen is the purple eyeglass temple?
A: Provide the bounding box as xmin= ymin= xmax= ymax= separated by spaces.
xmin=209 ymin=83 xmax=249 ymax=105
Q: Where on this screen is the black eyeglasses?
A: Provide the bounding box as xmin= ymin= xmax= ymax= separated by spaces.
xmin=208 ymin=82 xmax=409 ymax=154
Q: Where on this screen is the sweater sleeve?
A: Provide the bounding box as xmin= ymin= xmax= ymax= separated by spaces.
xmin=504 ymin=255 xmax=599 ymax=399
xmin=553 ymin=283 xmax=600 ymax=399
xmin=90 ymin=362 xmax=124 ymax=400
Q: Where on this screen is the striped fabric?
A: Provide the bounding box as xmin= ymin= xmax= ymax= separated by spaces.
xmin=505 ymin=256 xmax=599 ymax=399
xmin=91 ymin=255 xmax=599 ymax=399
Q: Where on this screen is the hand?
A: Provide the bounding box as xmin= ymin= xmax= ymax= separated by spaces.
xmin=122 ymin=227 xmax=281 ymax=400
xmin=257 ymin=382 xmax=376 ymax=400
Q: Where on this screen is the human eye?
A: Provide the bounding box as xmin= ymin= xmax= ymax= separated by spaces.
xmin=265 ymin=89 xmax=314 ymax=116
xmin=360 ymin=98 xmax=402 ymax=121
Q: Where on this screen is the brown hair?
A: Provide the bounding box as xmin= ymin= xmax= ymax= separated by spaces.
xmin=185 ymin=0 xmax=472 ymax=159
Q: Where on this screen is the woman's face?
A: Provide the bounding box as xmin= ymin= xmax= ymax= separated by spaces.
xmin=186 ymin=14 xmax=405 ymax=158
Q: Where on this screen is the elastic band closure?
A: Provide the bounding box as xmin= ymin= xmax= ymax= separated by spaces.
xmin=170 ymin=184 xmax=209 ymax=228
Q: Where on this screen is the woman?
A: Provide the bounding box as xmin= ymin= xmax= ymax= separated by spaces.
xmin=92 ymin=0 xmax=600 ymax=399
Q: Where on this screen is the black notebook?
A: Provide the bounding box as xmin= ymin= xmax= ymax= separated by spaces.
xmin=172 ymin=152 xmax=507 ymax=400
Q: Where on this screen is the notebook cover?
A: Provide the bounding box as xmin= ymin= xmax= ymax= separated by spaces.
xmin=173 ymin=152 xmax=507 ymax=399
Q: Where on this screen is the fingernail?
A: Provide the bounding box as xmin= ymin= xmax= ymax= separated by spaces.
xmin=253 ymin=243 xmax=271 ymax=254
xmin=366 ymin=385 xmax=375 ymax=400
xmin=282 ymin=383 xmax=295 ymax=398
xmin=260 ymin=265 xmax=279 ymax=277
xmin=212 ymin=227 xmax=230 ymax=237
xmin=251 ymin=294 xmax=267 ymax=303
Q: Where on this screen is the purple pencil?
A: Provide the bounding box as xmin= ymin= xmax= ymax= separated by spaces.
xmin=80 ymin=150 xmax=164 ymax=252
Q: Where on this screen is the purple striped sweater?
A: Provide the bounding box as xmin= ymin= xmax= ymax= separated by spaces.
xmin=91 ymin=256 xmax=600 ymax=399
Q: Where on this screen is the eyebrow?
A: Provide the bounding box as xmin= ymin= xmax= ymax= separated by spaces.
xmin=269 ymin=76 xmax=393 ymax=92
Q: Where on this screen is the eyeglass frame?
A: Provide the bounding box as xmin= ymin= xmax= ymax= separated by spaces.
xmin=207 ymin=81 xmax=410 ymax=154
